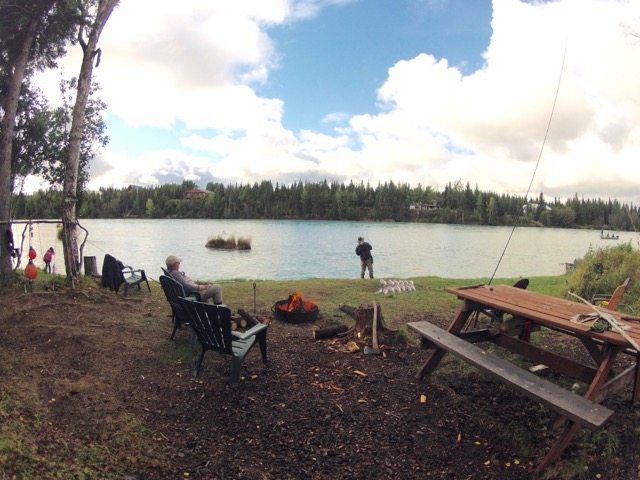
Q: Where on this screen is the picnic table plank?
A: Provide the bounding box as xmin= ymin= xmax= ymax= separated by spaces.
xmin=447 ymin=285 xmax=640 ymax=351
xmin=408 ymin=321 xmax=614 ymax=429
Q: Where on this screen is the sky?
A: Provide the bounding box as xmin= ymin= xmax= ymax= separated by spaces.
xmin=31 ymin=0 xmax=640 ymax=204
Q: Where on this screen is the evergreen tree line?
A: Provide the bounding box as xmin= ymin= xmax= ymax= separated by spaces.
xmin=11 ymin=179 xmax=640 ymax=231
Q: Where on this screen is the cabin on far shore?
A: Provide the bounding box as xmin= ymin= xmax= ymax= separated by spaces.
xmin=184 ymin=188 xmax=212 ymax=200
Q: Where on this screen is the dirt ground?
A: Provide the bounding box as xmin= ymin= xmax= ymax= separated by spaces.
xmin=1 ymin=280 xmax=639 ymax=480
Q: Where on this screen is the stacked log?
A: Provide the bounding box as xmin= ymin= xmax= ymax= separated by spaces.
xmin=238 ymin=309 xmax=260 ymax=327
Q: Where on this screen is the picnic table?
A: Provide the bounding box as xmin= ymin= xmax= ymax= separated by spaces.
xmin=408 ymin=284 xmax=640 ymax=472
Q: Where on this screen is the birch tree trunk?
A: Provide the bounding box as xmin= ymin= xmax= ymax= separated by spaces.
xmin=62 ymin=0 xmax=119 ymax=282
xmin=0 ymin=16 xmax=39 ymax=286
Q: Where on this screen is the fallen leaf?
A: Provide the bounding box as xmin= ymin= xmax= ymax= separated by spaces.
xmin=345 ymin=341 xmax=360 ymax=352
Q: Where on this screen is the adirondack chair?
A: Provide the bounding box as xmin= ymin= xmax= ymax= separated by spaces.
xmin=159 ymin=275 xmax=201 ymax=340
xmin=591 ymin=278 xmax=631 ymax=311
xmin=119 ymin=263 xmax=151 ymax=296
xmin=101 ymin=254 xmax=150 ymax=296
xmin=179 ymin=298 xmax=268 ymax=385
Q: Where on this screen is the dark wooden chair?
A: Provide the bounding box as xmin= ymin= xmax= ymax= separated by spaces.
xmin=179 ymin=298 xmax=268 ymax=385
xmin=159 ymin=275 xmax=201 ymax=340
xmin=468 ymin=278 xmax=530 ymax=328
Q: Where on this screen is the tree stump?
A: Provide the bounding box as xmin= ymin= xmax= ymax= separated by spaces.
xmin=335 ymin=302 xmax=394 ymax=340
xmin=354 ymin=301 xmax=390 ymax=335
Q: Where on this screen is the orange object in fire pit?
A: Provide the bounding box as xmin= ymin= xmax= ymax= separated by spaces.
xmin=272 ymin=293 xmax=319 ymax=323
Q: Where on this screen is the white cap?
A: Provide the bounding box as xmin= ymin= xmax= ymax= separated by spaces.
xmin=165 ymin=255 xmax=182 ymax=267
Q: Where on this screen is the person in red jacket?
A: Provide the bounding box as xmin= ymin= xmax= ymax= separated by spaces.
xmin=43 ymin=247 xmax=55 ymax=273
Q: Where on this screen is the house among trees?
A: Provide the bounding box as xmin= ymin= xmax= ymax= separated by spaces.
xmin=523 ymin=202 xmax=552 ymax=213
xmin=184 ymin=188 xmax=211 ymax=200
xmin=409 ymin=201 xmax=439 ymax=212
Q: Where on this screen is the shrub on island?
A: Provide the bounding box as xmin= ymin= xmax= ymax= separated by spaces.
xmin=205 ymin=234 xmax=252 ymax=250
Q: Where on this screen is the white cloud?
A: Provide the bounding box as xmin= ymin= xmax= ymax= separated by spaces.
xmin=355 ymin=0 xmax=640 ymax=201
xmin=31 ymin=0 xmax=640 ymax=206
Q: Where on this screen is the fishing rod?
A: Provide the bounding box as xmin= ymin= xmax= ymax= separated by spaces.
xmin=488 ymin=41 xmax=568 ymax=284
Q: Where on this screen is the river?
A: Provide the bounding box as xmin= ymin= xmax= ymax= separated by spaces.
xmin=12 ymin=219 xmax=637 ymax=282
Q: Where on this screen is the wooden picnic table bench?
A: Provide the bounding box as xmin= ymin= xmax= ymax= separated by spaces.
xmin=409 ymin=284 xmax=640 ymax=473
xmin=408 ymin=321 xmax=613 ymax=429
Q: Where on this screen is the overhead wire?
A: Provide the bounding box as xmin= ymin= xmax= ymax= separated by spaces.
xmin=488 ymin=41 xmax=568 ymax=285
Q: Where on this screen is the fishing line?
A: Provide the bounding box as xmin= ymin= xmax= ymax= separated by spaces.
xmin=488 ymin=41 xmax=568 ymax=284
xmin=623 ymin=206 xmax=640 ymax=248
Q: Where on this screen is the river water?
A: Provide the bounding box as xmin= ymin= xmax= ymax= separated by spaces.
xmin=14 ymin=219 xmax=637 ymax=282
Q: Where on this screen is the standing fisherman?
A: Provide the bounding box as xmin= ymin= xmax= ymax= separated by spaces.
xmin=355 ymin=236 xmax=374 ymax=279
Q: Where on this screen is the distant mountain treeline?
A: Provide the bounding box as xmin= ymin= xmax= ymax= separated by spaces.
xmin=11 ymin=179 xmax=640 ymax=231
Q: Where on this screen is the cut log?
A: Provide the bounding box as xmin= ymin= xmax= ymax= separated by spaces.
xmin=230 ymin=314 xmax=247 ymax=329
xmin=237 ymin=309 xmax=260 ymax=327
xmin=339 ymin=304 xmax=357 ymax=318
xmin=313 ymin=324 xmax=350 ymax=340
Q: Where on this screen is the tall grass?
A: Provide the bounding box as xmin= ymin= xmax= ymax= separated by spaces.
xmin=564 ymin=242 xmax=640 ymax=313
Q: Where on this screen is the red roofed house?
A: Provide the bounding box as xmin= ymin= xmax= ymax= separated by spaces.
xmin=184 ymin=188 xmax=211 ymax=200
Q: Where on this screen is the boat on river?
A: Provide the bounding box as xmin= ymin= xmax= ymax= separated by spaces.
xmin=600 ymin=232 xmax=619 ymax=240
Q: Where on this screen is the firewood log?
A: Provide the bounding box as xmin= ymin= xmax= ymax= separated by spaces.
xmin=230 ymin=314 xmax=247 ymax=329
xmin=339 ymin=304 xmax=357 ymax=318
xmin=237 ymin=309 xmax=260 ymax=326
xmin=313 ymin=324 xmax=349 ymax=340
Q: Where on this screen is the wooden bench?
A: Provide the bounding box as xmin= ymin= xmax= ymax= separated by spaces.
xmin=408 ymin=321 xmax=614 ymax=429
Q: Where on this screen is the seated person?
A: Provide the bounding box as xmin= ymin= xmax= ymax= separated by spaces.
xmin=165 ymin=255 xmax=223 ymax=305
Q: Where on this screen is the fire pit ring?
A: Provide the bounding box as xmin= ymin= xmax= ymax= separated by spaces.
xmin=272 ymin=295 xmax=319 ymax=324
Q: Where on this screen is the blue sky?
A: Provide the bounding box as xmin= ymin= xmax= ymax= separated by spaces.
xmin=260 ymin=0 xmax=492 ymax=133
xmin=32 ymin=0 xmax=640 ymax=204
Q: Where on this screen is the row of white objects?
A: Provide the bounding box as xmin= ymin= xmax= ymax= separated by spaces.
xmin=375 ymin=279 xmax=416 ymax=294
